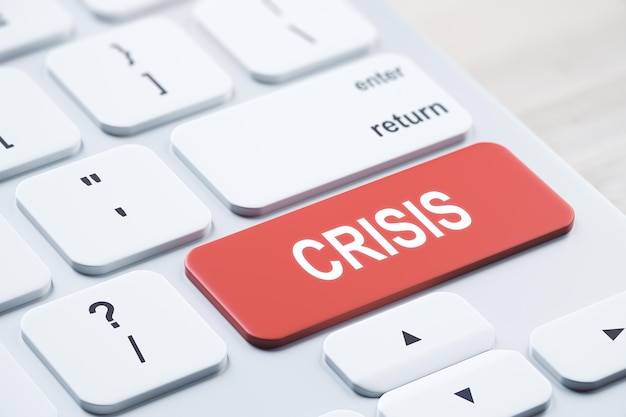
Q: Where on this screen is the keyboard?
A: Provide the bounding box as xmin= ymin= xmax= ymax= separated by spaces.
xmin=2 ymin=1 xmax=626 ymax=416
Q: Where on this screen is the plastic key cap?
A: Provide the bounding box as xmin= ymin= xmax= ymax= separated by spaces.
xmin=531 ymin=290 xmax=626 ymax=390
xmin=47 ymin=18 xmax=232 ymax=136
xmin=195 ymin=0 xmax=377 ymax=83
xmin=185 ymin=143 xmax=574 ymax=348
xmin=323 ymin=292 xmax=495 ymax=396
xmin=377 ymin=350 xmax=552 ymax=417
xmin=16 ymin=145 xmax=211 ymax=275
xmin=0 ymin=68 xmax=81 ymax=181
xmin=0 ymin=344 xmax=57 ymax=417
xmin=0 ymin=0 xmax=73 ymax=61
xmin=172 ymin=53 xmax=472 ymax=215
xmin=0 ymin=214 xmax=50 ymax=313
xmin=21 ymin=270 xmax=228 ymax=414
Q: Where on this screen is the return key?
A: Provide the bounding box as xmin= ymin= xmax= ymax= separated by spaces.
xmin=171 ymin=53 xmax=472 ymax=216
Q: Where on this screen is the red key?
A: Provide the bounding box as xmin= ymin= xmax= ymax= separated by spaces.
xmin=186 ymin=143 xmax=574 ymax=348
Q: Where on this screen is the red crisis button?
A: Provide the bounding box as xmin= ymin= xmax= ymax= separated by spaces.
xmin=186 ymin=143 xmax=574 ymax=348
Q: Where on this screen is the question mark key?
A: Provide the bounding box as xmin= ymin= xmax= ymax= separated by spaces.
xmin=21 ymin=270 xmax=227 ymax=414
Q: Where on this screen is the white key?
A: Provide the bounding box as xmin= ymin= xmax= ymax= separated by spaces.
xmin=377 ymin=350 xmax=552 ymax=417
xmin=83 ymin=0 xmax=182 ymax=21
xmin=0 ymin=68 xmax=81 ymax=180
xmin=172 ymin=53 xmax=472 ymax=216
xmin=0 ymin=215 xmax=51 ymax=313
xmin=324 ymin=293 xmax=494 ymax=397
xmin=16 ymin=145 xmax=211 ymax=275
xmin=0 ymin=0 xmax=73 ymax=61
xmin=195 ymin=0 xmax=377 ymax=83
xmin=21 ymin=270 xmax=227 ymax=414
xmin=530 ymin=290 xmax=626 ymax=390
xmin=0 ymin=344 xmax=57 ymax=417
xmin=47 ymin=18 xmax=233 ymax=136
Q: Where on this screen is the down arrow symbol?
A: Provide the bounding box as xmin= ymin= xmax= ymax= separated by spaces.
xmin=603 ymin=328 xmax=624 ymax=341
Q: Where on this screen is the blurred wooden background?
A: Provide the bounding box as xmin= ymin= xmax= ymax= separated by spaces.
xmin=388 ymin=0 xmax=626 ymax=212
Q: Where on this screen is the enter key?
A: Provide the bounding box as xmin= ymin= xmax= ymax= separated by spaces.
xmin=172 ymin=53 xmax=473 ymax=216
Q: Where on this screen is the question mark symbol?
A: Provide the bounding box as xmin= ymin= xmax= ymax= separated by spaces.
xmin=89 ymin=301 xmax=120 ymax=328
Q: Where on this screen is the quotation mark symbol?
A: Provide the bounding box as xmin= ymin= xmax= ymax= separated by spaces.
xmin=80 ymin=173 xmax=127 ymax=217
xmin=81 ymin=173 xmax=101 ymax=186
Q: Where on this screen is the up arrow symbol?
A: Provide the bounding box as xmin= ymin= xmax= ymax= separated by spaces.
xmin=402 ymin=330 xmax=421 ymax=346
xmin=603 ymin=328 xmax=624 ymax=341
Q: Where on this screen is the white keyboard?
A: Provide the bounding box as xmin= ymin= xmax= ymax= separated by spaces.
xmin=2 ymin=1 xmax=626 ymax=416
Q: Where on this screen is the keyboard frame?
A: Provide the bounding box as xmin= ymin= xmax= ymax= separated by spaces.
xmin=1 ymin=0 xmax=625 ymax=416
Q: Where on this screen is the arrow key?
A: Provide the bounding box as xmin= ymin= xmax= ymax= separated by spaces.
xmin=323 ymin=292 xmax=494 ymax=397
xmin=378 ymin=350 xmax=552 ymax=417
xmin=531 ymin=290 xmax=626 ymax=390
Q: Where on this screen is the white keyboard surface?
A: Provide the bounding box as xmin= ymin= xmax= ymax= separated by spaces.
xmin=1 ymin=1 xmax=626 ymax=416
